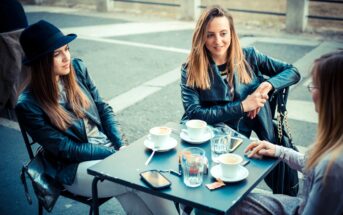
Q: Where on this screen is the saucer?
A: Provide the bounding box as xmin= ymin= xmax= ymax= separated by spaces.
xmin=180 ymin=127 xmax=213 ymax=144
xmin=144 ymin=137 xmax=177 ymax=152
xmin=210 ymin=165 xmax=249 ymax=182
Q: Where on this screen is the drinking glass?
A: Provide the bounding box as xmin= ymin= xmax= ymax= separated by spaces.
xmin=181 ymin=147 xmax=206 ymax=187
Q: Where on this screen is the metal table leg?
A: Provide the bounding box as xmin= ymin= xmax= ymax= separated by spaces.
xmin=92 ymin=176 xmax=101 ymax=215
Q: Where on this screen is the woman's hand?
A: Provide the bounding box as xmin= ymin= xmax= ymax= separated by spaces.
xmin=241 ymin=92 xmax=268 ymax=112
xmin=247 ymin=107 xmax=261 ymax=119
xmin=246 ymin=82 xmax=273 ymax=119
xmin=244 ymin=140 xmax=276 ymax=158
xmin=256 ymin=81 xmax=273 ymax=96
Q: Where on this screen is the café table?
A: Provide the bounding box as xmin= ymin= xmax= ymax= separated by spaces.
xmin=87 ymin=122 xmax=279 ymax=215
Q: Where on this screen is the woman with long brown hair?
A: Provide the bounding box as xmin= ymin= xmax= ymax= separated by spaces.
xmin=239 ymin=50 xmax=343 ymax=215
xmin=181 ymin=5 xmax=300 ymax=144
xmin=16 ymin=20 xmax=176 ymax=214
xmin=180 ymin=5 xmax=300 ymax=196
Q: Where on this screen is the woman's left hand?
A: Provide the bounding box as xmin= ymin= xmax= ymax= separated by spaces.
xmin=244 ymin=140 xmax=276 ymax=158
xmin=256 ymin=81 xmax=273 ymax=96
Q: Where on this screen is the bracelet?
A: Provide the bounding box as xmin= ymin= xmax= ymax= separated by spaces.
xmin=240 ymin=102 xmax=244 ymax=112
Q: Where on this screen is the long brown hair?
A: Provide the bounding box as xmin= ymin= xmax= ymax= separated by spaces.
xmin=306 ymin=51 xmax=343 ymax=175
xmin=29 ymin=53 xmax=90 ymax=131
xmin=186 ymin=5 xmax=251 ymax=90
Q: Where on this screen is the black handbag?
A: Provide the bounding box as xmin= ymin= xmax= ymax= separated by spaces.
xmin=264 ymin=88 xmax=299 ymax=196
xmin=20 ymin=147 xmax=61 ymax=212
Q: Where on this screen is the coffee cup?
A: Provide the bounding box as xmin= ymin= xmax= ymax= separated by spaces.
xmin=185 ymin=119 xmax=207 ymax=140
xmin=148 ymin=127 xmax=171 ymax=148
xmin=218 ymin=153 xmax=243 ymax=178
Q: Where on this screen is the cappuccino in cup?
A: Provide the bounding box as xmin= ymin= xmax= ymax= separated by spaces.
xmin=218 ymin=153 xmax=243 ymax=178
xmin=148 ymin=127 xmax=171 ymax=148
xmin=185 ymin=119 xmax=207 ymax=140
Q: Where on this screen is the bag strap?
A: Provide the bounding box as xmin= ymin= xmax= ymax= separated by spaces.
xmin=20 ymin=165 xmax=32 ymax=205
xmin=276 ymin=88 xmax=293 ymax=141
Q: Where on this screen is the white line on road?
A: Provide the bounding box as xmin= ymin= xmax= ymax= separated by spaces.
xmin=78 ymin=36 xmax=190 ymax=54
xmin=62 ymin=21 xmax=195 ymax=38
xmin=0 ymin=118 xmax=20 ymax=131
xmin=108 ymin=68 xmax=180 ymax=112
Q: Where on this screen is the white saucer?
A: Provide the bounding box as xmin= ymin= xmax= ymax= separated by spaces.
xmin=144 ymin=137 xmax=177 ymax=152
xmin=180 ymin=127 xmax=213 ymax=144
xmin=210 ymin=165 xmax=249 ymax=182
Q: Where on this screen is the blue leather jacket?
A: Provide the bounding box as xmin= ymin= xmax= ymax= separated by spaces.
xmin=181 ymin=47 xmax=301 ymax=138
xmin=16 ymin=58 xmax=123 ymax=185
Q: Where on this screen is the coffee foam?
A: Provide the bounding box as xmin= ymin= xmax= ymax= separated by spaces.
xmin=219 ymin=154 xmax=242 ymax=165
xmin=150 ymin=127 xmax=171 ymax=135
xmin=186 ymin=120 xmax=207 ymax=128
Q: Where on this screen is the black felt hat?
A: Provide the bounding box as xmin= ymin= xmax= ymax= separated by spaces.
xmin=20 ymin=20 xmax=76 ymax=65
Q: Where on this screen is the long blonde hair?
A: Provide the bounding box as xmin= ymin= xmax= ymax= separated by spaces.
xmin=306 ymin=51 xmax=343 ymax=175
xmin=186 ymin=5 xmax=251 ymax=90
xmin=29 ymin=52 xmax=90 ymax=131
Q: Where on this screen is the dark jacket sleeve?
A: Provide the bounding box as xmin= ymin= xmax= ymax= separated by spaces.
xmin=247 ymin=47 xmax=301 ymax=90
xmin=180 ymin=64 xmax=244 ymax=125
xmin=73 ymin=58 xmax=124 ymax=149
xmin=15 ymin=98 xmax=115 ymax=162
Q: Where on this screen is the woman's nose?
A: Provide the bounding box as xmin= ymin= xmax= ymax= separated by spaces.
xmin=214 ymin=34 xmax=221 ymax=43
xmin=62 ymin=51 xmax=70 ymax=62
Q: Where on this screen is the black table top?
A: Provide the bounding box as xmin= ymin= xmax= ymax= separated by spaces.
xmin=87 ymin=123 xmax=279 ymax=214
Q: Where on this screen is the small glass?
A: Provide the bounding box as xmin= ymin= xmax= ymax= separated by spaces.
xmin=211 ymin=135 xmax=231 ymax=163
xmin=181 ymin=147 xmax=206 ymax=187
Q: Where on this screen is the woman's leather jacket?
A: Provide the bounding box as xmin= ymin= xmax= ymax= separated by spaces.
xmin=180 ymin=47 xmax=301 ymax=137
xmin=16 ymin=58 xmax=123 ymax=185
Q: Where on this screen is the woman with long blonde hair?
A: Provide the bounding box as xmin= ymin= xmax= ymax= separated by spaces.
xmin=181 ymin=5 xmax=300 ymax=140
xmin=16 ymin=20 xmax=176 ymax=214
xmin=240 ymin=50 xmax=343 ymax=215
xmin=180 ymin=5 xmax=300 ymax=195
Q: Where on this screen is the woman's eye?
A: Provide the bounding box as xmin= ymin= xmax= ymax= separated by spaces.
xmin=207 ymin=34 xmax=214 ymax=38
xmin=53 ymin=52 xmax=60 ymax=57
xmin=221 ymin=32 xmax=227 ymax=36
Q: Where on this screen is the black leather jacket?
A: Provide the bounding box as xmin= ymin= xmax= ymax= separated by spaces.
xmin=181 ymin=47 xmax=301 ymax=138
xmin=16 ymin=58 xmax=123 ymax=185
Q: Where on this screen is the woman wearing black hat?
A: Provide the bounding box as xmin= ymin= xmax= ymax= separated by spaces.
xmin=16 ymin=20 xmax=176 ymax=214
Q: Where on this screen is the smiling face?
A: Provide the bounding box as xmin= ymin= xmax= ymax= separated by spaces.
xmin=53 ymin=45 xmax=71 ymax=79
xmin=205 ymin=16 xmax=231 ymax=65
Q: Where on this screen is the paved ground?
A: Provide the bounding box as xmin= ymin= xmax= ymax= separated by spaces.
xmin=0 ymin=4 xmax=342 ymax=215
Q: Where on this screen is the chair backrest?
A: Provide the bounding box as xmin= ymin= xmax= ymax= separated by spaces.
xmin=16 ymin=114 xmax=112 ymax=215
xmin=17 ymin=118 xmax=36 ymax=160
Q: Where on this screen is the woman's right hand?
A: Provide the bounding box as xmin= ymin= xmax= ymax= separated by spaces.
xmin=244 ymin=140 xmax=276 ymax=158
xmin=241 ymin=92 xmax=268 ymax=112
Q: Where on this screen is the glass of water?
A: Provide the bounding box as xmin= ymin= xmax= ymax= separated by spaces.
xmin=211 ymin=133 xmax=232 ymax=163
xmin=181 ymin=147 xmax=206 ymax=187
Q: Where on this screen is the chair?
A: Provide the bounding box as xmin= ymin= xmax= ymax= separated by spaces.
xmin=17 ymin=119 xmax=112 ymax=215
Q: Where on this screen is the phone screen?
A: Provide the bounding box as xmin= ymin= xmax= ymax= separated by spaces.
xmin=140 ymin=170 xmax=171 ymax=188
xmin=229 ymin=137 xmax=243 ymax=152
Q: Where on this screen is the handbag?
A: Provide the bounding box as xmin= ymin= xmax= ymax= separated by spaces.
xmin=20 ymin=147 xmax=61 ymax=212
xmin=264 ymin=88 xmax=299 ymax=196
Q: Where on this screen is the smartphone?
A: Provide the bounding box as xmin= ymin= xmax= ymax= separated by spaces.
xmin=140 ymin=170 xmax=172 ymax=189
xmin=228 ymin=137 xmax=243 ymax=152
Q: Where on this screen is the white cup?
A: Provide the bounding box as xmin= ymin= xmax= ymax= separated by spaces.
xmin=185 ymin=120 xmax=207 ymax=140
xmin=218 ymin=153 xmax=243 ymax=178
xmin=148 ymin=127 xmax=171 ymax=148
